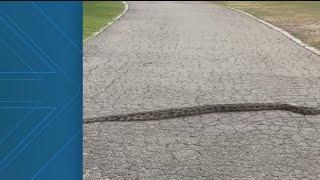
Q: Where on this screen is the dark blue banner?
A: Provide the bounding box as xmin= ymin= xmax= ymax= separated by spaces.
xmin=0 ymin=2 xmax=82 ymax=179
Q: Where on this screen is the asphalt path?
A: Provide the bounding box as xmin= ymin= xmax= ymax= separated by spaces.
xmin=84 ymin=1 xmax=320 ymax=179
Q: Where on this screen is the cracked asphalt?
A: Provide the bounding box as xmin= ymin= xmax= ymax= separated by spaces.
xmin=84 ymin=1 xmax=320 ymax=179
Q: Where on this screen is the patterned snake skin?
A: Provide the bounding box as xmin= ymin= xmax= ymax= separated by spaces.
xmin=84 ymin=103 xmax=320 ymax=123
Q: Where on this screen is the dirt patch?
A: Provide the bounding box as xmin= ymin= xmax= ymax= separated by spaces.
xmin=216 ymin=1 xmax=320 ymax=50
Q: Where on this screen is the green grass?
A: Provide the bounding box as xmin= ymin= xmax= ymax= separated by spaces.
xmin=83 ymin=1 xmax=125 ymax=40
xmin=215 ymin=1 xmax=320 ymax=50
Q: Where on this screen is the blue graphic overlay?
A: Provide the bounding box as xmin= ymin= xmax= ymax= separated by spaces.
xmin=0 ymin=2 xmax=82 ymax=180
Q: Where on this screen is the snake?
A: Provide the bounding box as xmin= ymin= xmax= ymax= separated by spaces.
xmin=84 ymin=103 xmax=320 ymax=123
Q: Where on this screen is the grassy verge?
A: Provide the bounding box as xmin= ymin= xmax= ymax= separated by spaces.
xmin=83 ymin=1 xmax=125 ymax=40
xmin=215 ymin=1 xmax=320 ymax=50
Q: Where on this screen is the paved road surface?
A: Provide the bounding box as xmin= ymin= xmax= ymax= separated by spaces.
xmin=84 ymin=1 xmax=320 ymax=179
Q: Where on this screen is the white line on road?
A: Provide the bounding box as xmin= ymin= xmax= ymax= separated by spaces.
xmin=224 ymin=6 xmax=320 ymax=57
xmin=84 ymin=1 xmax=129 ymax=42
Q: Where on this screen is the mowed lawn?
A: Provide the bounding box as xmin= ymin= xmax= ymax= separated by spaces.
xmin=216 ymin=1 xmax=320 ymax=50
xmin=83 ymin=1 xmax=125 ymax=40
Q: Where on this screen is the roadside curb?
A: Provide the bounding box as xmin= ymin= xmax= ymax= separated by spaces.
xmin=225 ymin=6 xmax=320 ymax=57
xmin=84 ymin=1 xmax=128 ymax=42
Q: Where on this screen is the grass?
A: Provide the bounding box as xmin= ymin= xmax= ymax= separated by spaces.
xmin=83 ymin=1 xmax=125 ymax=40
xmin=215 ymin=1 xmax=320 ymax=50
